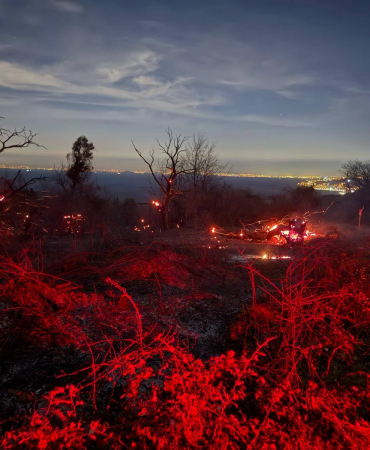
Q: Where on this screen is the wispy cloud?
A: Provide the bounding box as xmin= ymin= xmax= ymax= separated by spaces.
xmin=240 ymin=114 xmax=314 ymax=127
xmin=216 ymin=68 xmax=314 ymax=94
xmin=276 ymin=90 xmax=301 ymax=100
xmin=0 ymin=61 xmax=63 ymax=89
xmin=0 ymin=0 xmax=368 ymax=140
xmin=343 ymin=86 xmax=370 ymax=95
xmin=0 ymin=59 xmax=221 ymax=117
xmin=93 ymin=51 xmax=160 ymax=83
xmin=133 ymin=76 xmax=162 ymax=86
xmin=53 ymin=1 xmax=84 ymax=13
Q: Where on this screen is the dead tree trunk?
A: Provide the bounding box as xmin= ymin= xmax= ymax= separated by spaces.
xmin=132 ymin=129 xmax=189 ymax=231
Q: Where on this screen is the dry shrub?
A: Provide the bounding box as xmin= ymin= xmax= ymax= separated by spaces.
xmin=58 ymin=245 xmax=191 ymax=289
xmin=1 ymin=241 xmax=370 ymax=449
xmin=0 ymin=254 xmax=143 ymax=355
xmin=233 ymin=241 xmax=370 ymax=379
xmin=117 ymin=249 xmax=190 ymax=288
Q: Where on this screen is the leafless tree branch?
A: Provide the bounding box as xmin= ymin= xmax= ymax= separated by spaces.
xmin=0 ymin=119 xmax=47 ymax=153
xmin=131 ymin=128 xmax=189 ymax=229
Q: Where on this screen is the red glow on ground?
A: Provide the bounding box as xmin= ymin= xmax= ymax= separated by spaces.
xmin=1 ymin=241 xmax=370 ymax=448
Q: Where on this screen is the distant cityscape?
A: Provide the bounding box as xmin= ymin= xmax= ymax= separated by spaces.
xmin=0 ymin=164 xmax=356 ymax=195
xmin=298 ymin=177 xmax=358 ymax=195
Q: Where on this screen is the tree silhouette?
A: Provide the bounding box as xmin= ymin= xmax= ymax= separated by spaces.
xmin=0 ymin=118 xmax=45 ymax=154
xmin=66 ymin=136 xmax=94 ymax=193
xmin=340 ymin=160 xmax=370 ymax=190
xmin=132 ymin=129 xmax=189 ymax=230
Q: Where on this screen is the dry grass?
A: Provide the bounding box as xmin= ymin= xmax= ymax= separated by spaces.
xmin=1 ymin=239 xmax=370 ymax=449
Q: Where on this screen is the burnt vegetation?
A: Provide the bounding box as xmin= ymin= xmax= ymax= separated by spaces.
xmin=1 ymin=120 xmax=370 ymax=449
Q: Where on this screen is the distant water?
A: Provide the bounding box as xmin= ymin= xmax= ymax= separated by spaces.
xmin=0 ymin=169 xmax=300 ymax=201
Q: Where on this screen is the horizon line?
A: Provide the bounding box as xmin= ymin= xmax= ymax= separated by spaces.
xmin=0 ymin=164 xmax=340 ymax=179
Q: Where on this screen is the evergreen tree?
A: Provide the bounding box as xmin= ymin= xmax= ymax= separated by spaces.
xmin=66 ymin=136 xmax=94 ymax=192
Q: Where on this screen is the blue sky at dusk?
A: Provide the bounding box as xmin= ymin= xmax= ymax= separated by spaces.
xmin=0 ymin=0 xmax=369 ymax=175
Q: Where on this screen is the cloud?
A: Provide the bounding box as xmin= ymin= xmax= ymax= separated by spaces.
xmin=49 ymin=50 xmax=161 ymax=86
xmin=0 ymin=59 xmax=319 ymax=127
xmin=0 ymin=48 xmax=332 ymax=129
xmin=240 ymin=114 xmax=314 ymax=127
xmin=0 ymin=61 xmax=62 ymax=89
xmin=217 ymin=72 xmax=314 ymax=93
xmin=96 ymin=52 xmax=160 ymax=83
xmin=133 ymin=76 xmax=162 ymax=86
xmin=53 ymin=1 xmax=84 ymax=13
xmin=343 ymin=86 xmax=370 ymax=95
xmin=170 ymin=32 xmax=317 ymax=95
xmin=0 ymin=60 xmax=221 ymax=118
xmin=276 ymin=90 xmax=301 ymax=100
xmin=0 ymin=9 xmax=350 ymax=129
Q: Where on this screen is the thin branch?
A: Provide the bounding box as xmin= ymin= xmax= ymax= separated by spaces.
xmin=0 ymin=171 xmax=48 ymax=203
xmin=131 ymin=141 xmax=165 ymax=194
xmin=0 ymin=121 xmax=47 ymax=153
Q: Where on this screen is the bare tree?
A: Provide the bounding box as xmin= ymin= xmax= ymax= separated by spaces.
xmin=0 ymin=118 xmax=47 ymax=218
xmin=0 ymin=118 xmax=45 ymax=153
xmin=171 ymin=135 xmax=229 ymax=227
xmin=53 ymin=162 xmax=71 ymax=193
xmin=340 ymin=160 xmax=370 ymax=190
xmin=181 ymin=135 xmax=228 ymax=194
xmin=0 ymin=171 xmax=49 ymax=238
xmin=0 ymin=170 xmax=46 ymax=215
xmin=132 ymin=129 xmax=189 ymax=230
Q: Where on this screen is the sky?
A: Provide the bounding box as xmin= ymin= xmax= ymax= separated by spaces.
xmin=0 ymin=0 xmax=370 ymax=175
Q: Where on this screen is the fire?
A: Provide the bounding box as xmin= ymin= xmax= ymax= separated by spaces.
xmin=273 ymin=256 xmax=290 ymax=259
xmin=152 ymin=201 xmax=160 ymax=207
xmin=134 ymin=221 xmax=151 ymax=231
xmin=62 ymin=213 xmax=85 ymax=234
xmin=210 ymin=216 xmax=317 ymax=246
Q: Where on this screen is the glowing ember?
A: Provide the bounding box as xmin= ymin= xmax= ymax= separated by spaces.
xmin=62 ymin=213 xmax=85 ymax=234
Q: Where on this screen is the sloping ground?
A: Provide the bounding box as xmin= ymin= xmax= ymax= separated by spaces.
xmin=321 ymin=189 xmax=370 ymax=226
xmin=1 ymin=234 xmax=370 ymax=448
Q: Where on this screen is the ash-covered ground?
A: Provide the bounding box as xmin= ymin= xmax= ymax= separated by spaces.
xmin=2 ymin=223 xmax=370 ymax=448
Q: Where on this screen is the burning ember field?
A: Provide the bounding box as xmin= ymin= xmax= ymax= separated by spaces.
xmin=1 ymin=228 xmax=370 ymax=449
